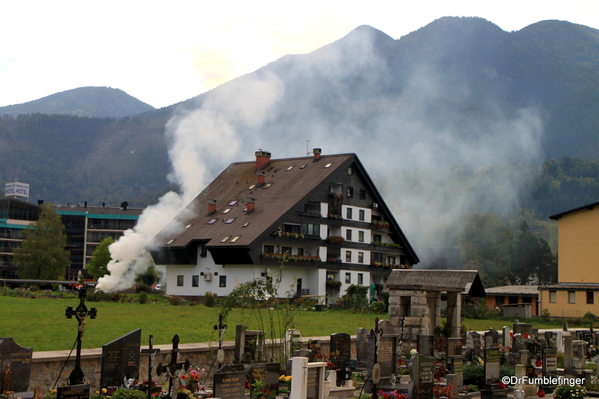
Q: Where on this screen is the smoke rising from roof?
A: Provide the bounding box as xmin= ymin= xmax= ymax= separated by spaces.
xmin=97 ymin=23 xmax=545 ymax=290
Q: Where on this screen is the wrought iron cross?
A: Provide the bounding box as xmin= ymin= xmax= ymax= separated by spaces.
xmin=157 ymin=334 xmax=189 ymax=398
xmin=65 ymin=285 xmax=97 ymax=385
xmin=141 ymin=335 xmax=161 ymax=399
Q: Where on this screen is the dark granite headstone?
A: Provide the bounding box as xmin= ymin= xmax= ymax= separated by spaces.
xmin=57 ymin=385 xmax=90 ymax=399
xmin=293 ymin=349 xmax=315 ymax=361
xmin=330 ymin=333 xmax=351 ymax=370
xmin=356 ymin=328 xmax=369 ymax=361
xmin=100 ymin=329 xmax=141 ymax=388
xmin=214 ymin=370 xmax=246 ymax=399
xmin=417 ymin=335 xmax=434 ymax=357
xmin=408 ymin=353 xmax=434 ymax=399
xmin=234 ymin=324 xmax=264 ymax=364
xmin=0 ymin=337 xmax=33 ymax=393
xmin=249 ymin=363 xmax=280 ymax=398
xmin=485 ymin=329 xmax=499 ymax=347
xmin=513 ymin=323 xmax=533 ymax=335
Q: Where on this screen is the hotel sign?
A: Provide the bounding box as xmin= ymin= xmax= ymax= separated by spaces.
xmin=5 ymin=182 xmax=29 ymax=198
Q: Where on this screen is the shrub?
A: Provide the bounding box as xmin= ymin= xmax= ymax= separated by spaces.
xmin=136 ymin=282 xmax=151 ymax=294
xmin=87 ymin=290 xmax=112 ymax=302
xmin=204 ymin=292 xmax=218 ymax=307
xmin=111 ymin=389 xmax=147 ymax=399
xmin=138 ymin=291 xmax=148 ymax=304
xmin=553 ymin=384 xmax=587 ymax=399
xmin=169 ymin=296 xmax=184 ymax=306
xmin=583 ymin=311 xmax=598 ymax=321
xmin=370 ymin=300 xmax=387 ymax=313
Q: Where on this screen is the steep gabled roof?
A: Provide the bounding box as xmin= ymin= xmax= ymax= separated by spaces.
xmin=149 ymin=151 xmax=419 ymax=264
xmin=150 ymin=153 xmax=354 ymax=249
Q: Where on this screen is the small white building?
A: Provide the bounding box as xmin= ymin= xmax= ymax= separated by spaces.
xmin=148 ymin=150 xmax=419 ymax=301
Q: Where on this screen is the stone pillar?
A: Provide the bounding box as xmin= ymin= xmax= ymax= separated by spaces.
xmin=446 ymin=291 xmax=462 ymax=338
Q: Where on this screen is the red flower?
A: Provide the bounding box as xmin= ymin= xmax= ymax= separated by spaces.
xmin=181 ymin=375 xmax=187 ymax=380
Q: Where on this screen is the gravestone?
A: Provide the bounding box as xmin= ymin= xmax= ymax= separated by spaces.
xmin=545 ymin=331 xmax=556 ymax=349
xmin=466 ymin=331 xmax=482 ymax=358
xmin=213 ymin=368 xmax=246 ymax=399
xmin=249 ymin=363 xmax=280 ymax=399
xmin=446 ymin=337 xmax=463 ymax=358
xmin=408 ymin=352 xmax=434 ymax=399
xmin=485 ymin=328 xmax=499 ymax=347
xmin=330 ymin=333 xmax=351 ymax=385
xmin=57 ymin=384 xmax=90 ymax=399
xmin=542 ymin=348 xmax=557 ymax=375
xmin=356 ymin=328 xmax=369 ymax=362
xmin=289 ymin=357 xmax=326 ymax=399
xmin=234 ymin=324 xmax=264 ymax=363
xmin=100 ymin=329 xmax=141 ymax=388
xmin=375 ymin=320 xmax=398 ymax=380
xmin=502 ymin=326 xmax=511 ymax=348
xmin=417 ymin=335 xmax=434 ymax=357
xmin=484 ymin=347 xmax=501 ymax=385
xmin=513 ymin=323 xmax=533 ymax=336
xmin=293 ymin=349 xmax=315 ymax=361
xmin=447 ymin=355 xmax=464 ymax=388
xmin=0 ymin=338 xmax=33 ymax=393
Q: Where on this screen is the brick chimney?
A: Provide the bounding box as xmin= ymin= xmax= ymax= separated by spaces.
xmin=208 ymin=199 xmax=217 ymax=214
xmin=257 ymin=170 xmax=266 ymax=185
xmin=313 ymin=148 xmax=322 ymax=161
xmin=246 ymin=197 xmax=256 ymax=213
xmin=255 ymin=150 xmax=271 ymax=170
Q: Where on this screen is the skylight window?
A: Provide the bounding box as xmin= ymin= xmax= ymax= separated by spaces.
xmin=300 ymin=164 xmax=307 ymax=169
xmin=248 ymin=185 xmax=256 ymax=190
xmin=325 ymin=163 xmax=332 ymax=168
xmin=243 ymin=222 xmax=250 ymax=228
xmin=220 ymin=236 xmax=231 ymax=243
xmin=225 ymin=218 xmax=235 ymax=224
xmin=286 ymin=165 xmax=294 ymax=171
xmin=185 ymin=224 xmax=192 ymax=229
xmin=208 ymin=218 xmax=218 ymax=224
xmin=223 ymin=208 xmax=231 ymax=214
xmin=230 ymin=236 xmax=240 ymax=243
xmin=229 ymin=200 xmax=238 ymax=206
xmin=166 ymin=239 xmax=175 ymax=245
xmin=263 ymin=183 xmax=272 ymax=189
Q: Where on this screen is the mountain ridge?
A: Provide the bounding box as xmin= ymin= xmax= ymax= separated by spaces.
xmin=0 ymin=86 xmax=155 ymax=118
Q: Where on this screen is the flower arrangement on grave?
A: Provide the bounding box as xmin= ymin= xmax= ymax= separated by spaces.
xmin=279 ymin=375 xmax=292 ymax=387
xmin=377 ymin=390 xmax=408 ymax=399
xmin=313 ymin=350 xmax=341 ymax=379
xmin=134 ymin=380 xmax=163 ymax=396
xmin=178 ymin=365 xmax=206 ymax=392
xmin=553 ymin=384 xmax=587 ymax=399
xmin=250 ymin=378 xmax=276 ymax=399
xmin=433 ymin=382 xmax=456 ymax=399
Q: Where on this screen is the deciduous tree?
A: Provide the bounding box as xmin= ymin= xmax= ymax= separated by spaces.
xmin=14 ymin=204 xmax=70 ymax=280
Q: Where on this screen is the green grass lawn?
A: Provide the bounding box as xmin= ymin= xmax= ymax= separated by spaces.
xmin=0 ymin=295 xmax=383 ymax=351
xmin=0 ymin=294 xmax=569 ymax=352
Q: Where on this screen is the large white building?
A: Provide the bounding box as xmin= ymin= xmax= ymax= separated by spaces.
xmin=149 ymin=150 xmax=419 ymax=301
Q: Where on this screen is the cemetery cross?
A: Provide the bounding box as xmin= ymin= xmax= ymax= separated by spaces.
xmin=213 ymin=313 xmax=227 ymax=369
xmin=141 ymin=335 xmax=161 ymax=399
xmin=370 ymin=317 xmax=383 ymax=399
xmin=157 ymin=334 xmax=190 ymax=398
xmin=64 ymin=285 xmax=97 ymax=385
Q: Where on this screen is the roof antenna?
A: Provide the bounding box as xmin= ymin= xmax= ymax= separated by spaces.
xmin=306 ymin=140 xmax=311 ymax=156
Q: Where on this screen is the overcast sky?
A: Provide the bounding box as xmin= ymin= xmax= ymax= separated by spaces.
xmin=2 ymin=0 xmax=598 ymax=109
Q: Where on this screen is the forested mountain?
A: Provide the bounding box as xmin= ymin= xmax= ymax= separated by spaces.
xmin=2 ymin=17 xmax=599 ymax=284
xmin=0 ymin=87 xmax=155 ymax=118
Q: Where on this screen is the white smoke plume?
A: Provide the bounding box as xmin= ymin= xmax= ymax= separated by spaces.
xmin=96 ymin=72 xmax=284 ymax=292
xmin=98 ymin=24 xmax=546 ymax=290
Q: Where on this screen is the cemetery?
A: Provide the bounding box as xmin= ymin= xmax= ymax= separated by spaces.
xmin=3 ymin=277 xmax=599 ymax=399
